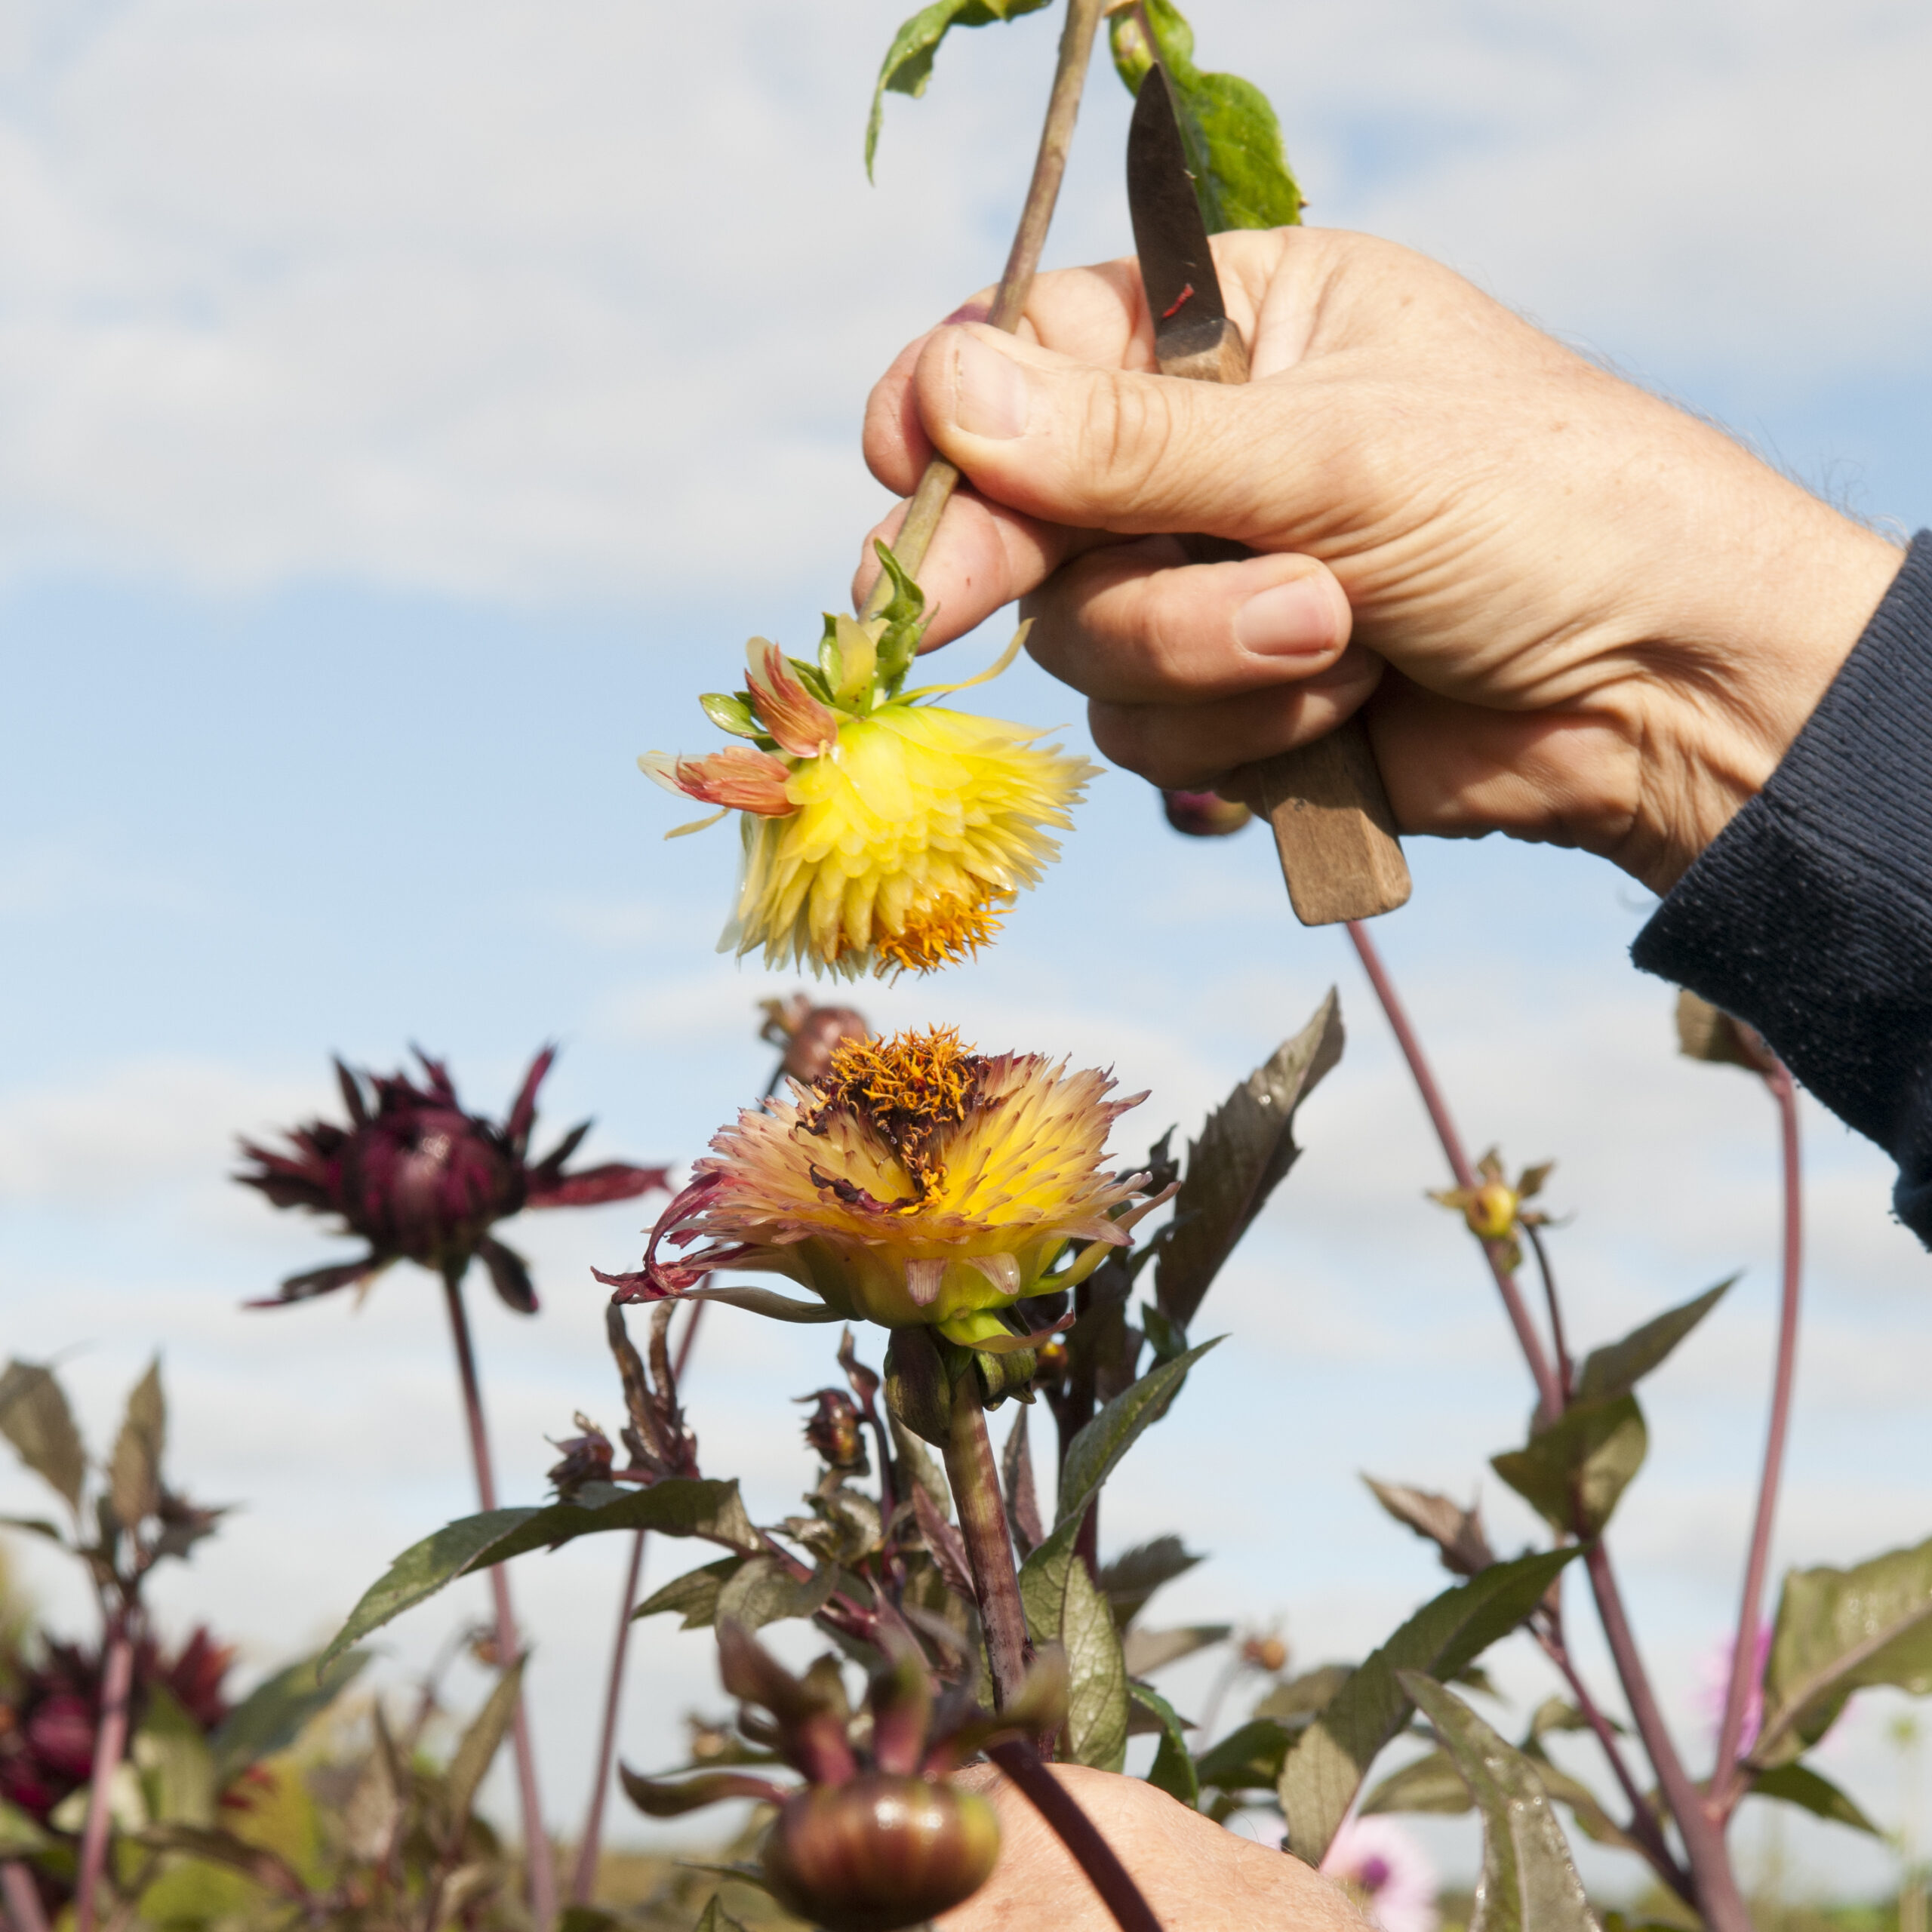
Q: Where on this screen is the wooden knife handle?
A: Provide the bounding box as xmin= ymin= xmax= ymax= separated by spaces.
xmin=1159 ymin=317 xmax=1411 ymax=925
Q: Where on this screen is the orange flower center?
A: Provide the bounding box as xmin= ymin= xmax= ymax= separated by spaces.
xmin=812 ymin=1026 xmax=988 ymax=1196
xmin=871 ymin=893 xmax=1007 ymax=977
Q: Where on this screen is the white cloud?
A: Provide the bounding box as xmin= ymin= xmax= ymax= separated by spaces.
xmin=0 ymin=0 xmax=1925 ymax=599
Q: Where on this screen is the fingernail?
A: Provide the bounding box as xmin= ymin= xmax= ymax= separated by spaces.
xmin=951 ymin=331 xmax=1031 ymax=440
xmin=1234 ymin=578 xmax=1338 ymax=657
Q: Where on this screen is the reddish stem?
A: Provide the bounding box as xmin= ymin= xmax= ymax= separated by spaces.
xmin=986 ymin=1739 xmax=1165 ymax=1932
xmin=1585 ymin=1543 xmax=1751 ymax=1932
xmin=441 ymin=1269 xmax=558 ymax=1932
xmin=1714 ymin=1060 xmax=1803 ymax=1807
xmin=72 ymin=1625 xmax=133 ymax=1932
xmin=1531 ymin=1614 xmax=1691 ymax=1899
xmin=1349 ymin=919 xmax=1751 ymax=1927
xmin=941 ymin=1374 xmax=1030 ymax=1709
xmin=570 ymin=1301 xmax=707 ymax=1904
xmin=2 ymin=1864 xmax=51 ymax=1932
xmin=1345 ymin=921 xmax=1562 ymax=1416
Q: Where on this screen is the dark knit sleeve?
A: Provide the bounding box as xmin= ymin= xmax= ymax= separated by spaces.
xmin=1633 ymin=531 xmax=1932 ymax=1240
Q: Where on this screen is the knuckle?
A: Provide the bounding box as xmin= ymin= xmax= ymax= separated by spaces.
xmin=1072 ymin=374 xmax=1177 ymax=517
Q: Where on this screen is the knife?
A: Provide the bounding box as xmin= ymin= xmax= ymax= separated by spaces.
xmin=1126 ymin=64 xmax=1411 ymax=926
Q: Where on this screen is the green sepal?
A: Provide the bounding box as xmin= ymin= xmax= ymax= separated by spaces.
xmin=869 ymin=540 xmax=928 ymax=699
xmin=700 ymin=692 xmax=763 ymax=740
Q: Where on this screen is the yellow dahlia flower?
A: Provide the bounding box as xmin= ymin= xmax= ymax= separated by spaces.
xmin=598 ymin=1027 xmax=1172 ymax=1350
xmin=641 ymin=546 xmax=1099 ymax=979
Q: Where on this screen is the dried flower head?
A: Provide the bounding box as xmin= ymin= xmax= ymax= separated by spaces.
xmin=237 ymin=1046 xmax=671 ymax=1311
xmin=643 ymin=548 xmax=1098 ymax=980
xmin=761 ymin=995 xmax=873 ymax=1088
xmin=545 ymin=1414 xmax=616 ymax=1500
xmin=598 ymin=1026 xmax=1173 ymax=1352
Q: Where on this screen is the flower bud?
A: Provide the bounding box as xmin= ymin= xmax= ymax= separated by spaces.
xmin=1463 ymin=1182 xmax=1518 ymax=1241
xmin=1161 ymin=789 xmax=1252 ymax=838
xmin=546 ymin=1414 xmax=615 ymax=1498
xmin=799 ymin=1389 xmax=869 ymax=1473
xmin=1244 ymin=1634 xmax=1288 ymax=1675
xmin=761 ymin=1774 xmax=999 ymax=1932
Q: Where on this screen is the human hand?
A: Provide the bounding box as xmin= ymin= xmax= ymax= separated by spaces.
xmin=854 ymin=230 xmax=1903 ymax=893
xmin=937 ymin=1762 xmax=1364 ymax=1932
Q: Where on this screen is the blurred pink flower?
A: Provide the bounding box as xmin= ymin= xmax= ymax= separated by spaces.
xmin=1697 ymin=1624 xmax=1773 ymax=1755
xmin=1319 ymin=1816 xmax=1440 ymax=1932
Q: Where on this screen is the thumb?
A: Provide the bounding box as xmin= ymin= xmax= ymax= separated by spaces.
xmin=912 ymin=321 xmax=1305 ymax=541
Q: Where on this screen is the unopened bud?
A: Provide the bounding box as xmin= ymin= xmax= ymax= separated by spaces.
xmin=761 ymin=1774 xmax=1000 ymax=1932
xmin=799 ymin=1389 xmax=869 ymax=1472
xmin=546 ymin=1415 xmax=615 ymax=1499
xmin=1464 ymin=1183 xmax=1518 ymax=1241
xmin=1244 ymin=1634 xmax=1288 ymax=1675
xmin=1161 ymin=789 xmax=1252 ymax=838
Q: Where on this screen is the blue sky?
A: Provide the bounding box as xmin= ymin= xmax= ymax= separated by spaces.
xmin=4 ymin=0 xmax=1931 ymax=1903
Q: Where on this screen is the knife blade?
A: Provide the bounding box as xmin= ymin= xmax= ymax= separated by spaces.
xmin=1126 ymin=64 xmax=1411 ymax=927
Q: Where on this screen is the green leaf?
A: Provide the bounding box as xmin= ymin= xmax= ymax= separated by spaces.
xmin=445 ymin=1658 xmax=525 ymax=1846
xmin=324 ymin=1478 xmax=761 ymax=1664
xmin=1361 ymin=1748 xmax=1474 ymax=1817
xmin=1748 ymin=1761 xmax=1880 ymax=1835
xmin=1253 ymin=1663 xmax=1352 ymax=1728
xmin=1109 ymin=0 xmax=1304 ymax=233
xmin=209 ymin=1647 xmax=369 ymax=1788
xmin=1060 ymin=1556 xmax=1128 ymax=1772
xmin=1755 ymin=1532 xmax=1932 ymax=1767
xmin=635 ymin=1557 xmax=746 ymax=1630
xmin=109 ymin=1357 xmax=167 ymax=1531
xmin=1056 ymin=1340 xmax=1222 ymax=1534
xmin=1099 ymin=1535 xmax=1201 ymax=1629
xmin=1195 ymin=1718 xmax=1293 ymax=1793
xmin=1155 ymin=996 xmax=1341 ymax=1331
xmin=1518 ymin=1749 xmax=1640 ymax=1854
xmin=1491 ymin=1395 xmax=1647 ymax=1538
xmin=1129 ymin=1683 xmax=1198 ymax=1807
xmin=0 ymin=1358 xmax=87 ymax=1512
xmin=714 ymin=1555 xmax=836 ymax=1633
xmin=1278 ymin=1548 xmax=1577 ymax=1866
xmin=1121 ymin=1623 xmax=1229 ymax=1678
xmin=866 ymin=0 xmax=1053 ymax=180
xmin=134 ymin=1823 xmax=306 ymax=1901
xmin=1574 ymin=1279 xmax=1735 ymax=1403
xmin=1398 ymin=1673 xmax=1599 ymax=1932
xmin=693 ymin=1895 xmax=756 ymax=1932
xmin=0 ymin=1795 xmax=52 ymax=1856
xmin=1020 ymin=1342 xmax=1222 ymax=1651
xmin=1364 ymin=1476 xmax=1496 ymax=1577
xmin=133 ymin=1684 xmax=217 ymax=1828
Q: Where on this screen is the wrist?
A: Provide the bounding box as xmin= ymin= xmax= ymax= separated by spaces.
xmin=1619 ymin=491 xmax=1904 ymax=893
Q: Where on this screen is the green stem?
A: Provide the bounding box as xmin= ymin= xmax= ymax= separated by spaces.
xmin=860 ymin=0 xmax=1107 ymax=615
xmin=941 ymin=1374 xmax=1029 ymax=1708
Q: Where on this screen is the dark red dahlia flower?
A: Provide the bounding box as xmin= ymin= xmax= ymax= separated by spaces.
xmin=0 ymin=1627 xmax=232 ymax=1827
xmin=237 ymin=1045 xmax=671 ymax=1312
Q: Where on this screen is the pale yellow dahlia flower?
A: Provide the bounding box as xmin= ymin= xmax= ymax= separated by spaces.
xmin=641 ymin=549 xmax=1099 ymax=978
xmin=598 ymin=1027 xmax=1172 ymax=1350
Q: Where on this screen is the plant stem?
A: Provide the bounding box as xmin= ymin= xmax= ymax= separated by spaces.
xmin=1585 ymin=1542 xmax=1752 ymax=1932
xmin=1714 ymin=1058 xmax=1803 ymax=1809
xmin=986 ymin=1739 xmax=1165 ymax=1932
xmin=1345 ymin=921 xmax=1563 ymax=1417
xmin=859 ymin=0 xmax=1107 ymax=617
xmin=1 ymin=1865 xmax=50 ymax=1932
xmin=570 ymin=1300 xmax=708 ymax=1905
xmin=73 ymin=1620 xmax=134 ymax=1932
xmin=440 ymin=1268 xmax=557 ymax=1932
xmin=941 ymin=1374 xmax=1029 ymax=1709
xmin=1523 ymin=1220 xmax=1573 ymax=1401
xmin=1349 ymin=919 xmax=1752 ymax=1925
xmin=1531 ymin=1614 xmax=1692 ymax=1900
